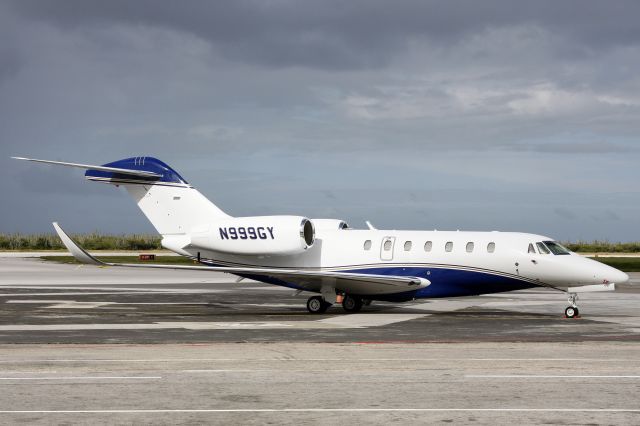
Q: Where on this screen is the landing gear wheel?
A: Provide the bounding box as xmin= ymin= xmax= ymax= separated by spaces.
xmin=342 ymin=295 xmax=363 ymax=313
xmin=565 ymin=306 xmax=579 ymax=318
xmin=307 ymin=296 xmax=330 ymax=314
xmin=565 ymin=292 xmax=580 ymax=318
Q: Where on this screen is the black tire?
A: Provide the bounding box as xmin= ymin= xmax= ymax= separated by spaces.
xmin=342 ymin=295 xmax=363 ymax=313
xmin=362 ymin=299 xmax=372 ymax=306
xmin=307 ymin=296 xmax=329 ymax=314
xmin=565 ymin=306 xmax=577 ymax=318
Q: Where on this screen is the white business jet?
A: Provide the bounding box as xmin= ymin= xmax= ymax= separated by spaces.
xmin=13 ymin=156 xmax=629 ymax=317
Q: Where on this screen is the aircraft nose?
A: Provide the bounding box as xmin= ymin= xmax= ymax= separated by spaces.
xmin=584 ymin=257 xmax=629 ymax=285
xmin=613 ymin=269 xmax=629 ymax=284
xmin=599 ymin=263 xmax=629 ymax=284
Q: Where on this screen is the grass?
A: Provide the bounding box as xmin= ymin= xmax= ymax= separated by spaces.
xmin=589 ymin=257 xmax=640 ymax=272
xmin=563 ymin=241 xmax=640 ymax=253
xmin=41 ymin=256 xmax=196 ymax=265
xmin=0 ymin=233 xmax=161 ymax=251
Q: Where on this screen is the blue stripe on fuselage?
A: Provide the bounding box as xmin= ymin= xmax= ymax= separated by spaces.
xmin=197 ymin=259 xmax=539 ymax=301
xmin=342 ymin=266 xmax=538 ymax=300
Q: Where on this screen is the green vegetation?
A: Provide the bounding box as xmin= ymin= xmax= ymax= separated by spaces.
xmin=563 ymin=241 xmax=640 ymax=253
xmin=589 ymin=257 xmax=640 ymax=272
xmin=0 ymin=233 xmax=161 ymax=251
xmin=41 ymin=256 xmax=196 ymax=265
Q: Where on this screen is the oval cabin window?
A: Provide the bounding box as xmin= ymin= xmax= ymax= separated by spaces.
xmin=466 ymin=242 xmax=474 ymax=253
xmin=404 ymin=241 xmax=412 ymax=251
xmin=363 ymin=240 xmax=372 ymax=250
xmin=384 ymin=240 xmax=392 ymax=251
xmin=487 ymin=242 xmax=496 ymax=253
xmin=424 ymin=241 xmax=432 ymax=252
xmin=445 ymin=241 xmax=453 ymax=252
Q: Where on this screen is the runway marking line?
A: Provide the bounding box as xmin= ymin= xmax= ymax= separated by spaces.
xmin=0 ymin=358 xmax=638 ymax=363
xmin=0 ymin=376 xmax=161 ymax=380
xmin=0 ymin=314 xmax=428 ymax=331
xmin=0 ymin=408 xmax=639 ymax=413
xmin=182 ymin=370 xmax=257 ymax=373
xmin=466 ymin=375 xmax=640 ymax=379
xmin=0 ymin=286 xmax=228 ymax=293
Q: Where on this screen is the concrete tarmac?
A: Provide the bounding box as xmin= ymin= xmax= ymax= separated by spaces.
xmin=1 ymin=258 xmax=639 ymax=425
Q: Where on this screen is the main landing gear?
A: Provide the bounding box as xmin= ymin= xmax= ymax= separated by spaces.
xmin=565 ymin=293 xmax=580 ymax=319
xmin=306 ymin=294 xmax=370 ymax=314
xmin=341 ymin=295 xmax=363 ymax=313
xmin=306 ymin=296 xmax=332 ymax=314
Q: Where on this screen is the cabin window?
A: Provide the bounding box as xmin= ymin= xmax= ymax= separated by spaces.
xmin=528 ymin=243 xmax=536 ymax=254
xmin=466 ymin=242 xmax=474 ymax=253
xmin=487 ymin=242 xmax=496 ymax=253
xmin=536 ymin=242 xmax=550 ymax=254
xmin=424 ymin=241 xmax=432 ymax=252
xmin=404 ymin=241 xmax=412 ymax=251
xmin=445 ymin=241 xmax=453 ymax=252
xmin=384 ymin=240 xmax=392 ymax=251
xmin=363 ymin=240 xmax=372 ymax=250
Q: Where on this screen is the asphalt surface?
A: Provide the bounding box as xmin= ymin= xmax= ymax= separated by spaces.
xmin=0 ymin=258 xmax=638 ymax=344
xmin=1 ymin=258 xmax=639 ymax=425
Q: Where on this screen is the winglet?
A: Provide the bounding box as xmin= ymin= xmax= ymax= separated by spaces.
xmin=52 ymin=222 xmax=104 ymax=266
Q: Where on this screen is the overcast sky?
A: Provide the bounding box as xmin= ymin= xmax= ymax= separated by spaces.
xmin=2 ymin=1 xmax=640 ymax=241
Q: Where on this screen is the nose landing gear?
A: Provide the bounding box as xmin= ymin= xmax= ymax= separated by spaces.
xmin=564 ymin=293 xmax=580 ymax=318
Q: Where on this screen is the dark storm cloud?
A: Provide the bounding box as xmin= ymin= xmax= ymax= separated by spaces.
xmin=554 ymin=207 xmax=577 ymax=220
xmin=0 ymin=47 xmax=21 ymax=85
xmin=8 ymin=0 xmax=640 ymax=70
xmin=1 ymin=0 xmax=639 ymax=240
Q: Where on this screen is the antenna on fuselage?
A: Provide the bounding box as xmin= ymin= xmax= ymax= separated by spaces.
xmin=365 ymin=221 xmax=377 ymax=230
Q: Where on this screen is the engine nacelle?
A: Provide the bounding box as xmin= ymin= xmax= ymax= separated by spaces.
xmin=189 ymin=216 xmax=315 ymax=255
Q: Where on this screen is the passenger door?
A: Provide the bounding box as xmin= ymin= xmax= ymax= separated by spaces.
xmin=380 ymin=237 xmax=395 ymax=261
xmin=518 ymin=243 xmax=541 ymax=280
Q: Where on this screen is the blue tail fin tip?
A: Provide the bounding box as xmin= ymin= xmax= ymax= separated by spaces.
xmin=85 ymin=156 xmax=189 ymax=185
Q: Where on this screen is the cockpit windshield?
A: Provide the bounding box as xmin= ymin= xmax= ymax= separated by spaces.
xmin=542 ymin=241 xmax=571 ymax=255
xmin=536 ymin=242 xmax=550 ymax=254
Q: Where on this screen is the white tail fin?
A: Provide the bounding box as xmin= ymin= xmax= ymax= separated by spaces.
xmin=14 ymin=156 xmax=230 ymax=236
xmin=122 ymin=183 xmax=228 ymax=235
xmin=83 ymin=156 xmax=230 ymax=236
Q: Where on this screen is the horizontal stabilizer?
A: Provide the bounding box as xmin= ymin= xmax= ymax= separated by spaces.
xmin=11 ymin=157 xmax=162 ymax=178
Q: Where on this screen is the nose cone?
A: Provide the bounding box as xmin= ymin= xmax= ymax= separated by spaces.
xmin=611 ymin=268 xmax=629 ymax=284
xmin=573 ymin=257 xmax=629 ymax=285
xmin=596 ymin=262 xmax=628 ymax=284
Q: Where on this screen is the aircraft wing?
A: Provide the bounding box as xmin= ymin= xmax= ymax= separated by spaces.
xmin=53 ymin=223 xmax=429 ymax=296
